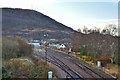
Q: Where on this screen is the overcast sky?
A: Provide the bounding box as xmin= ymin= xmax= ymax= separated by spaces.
xmin=0 ymin=0 xmax=119 ymax=30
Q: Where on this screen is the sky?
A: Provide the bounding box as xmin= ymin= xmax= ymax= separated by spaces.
xmin=0 ymin=0 xmax=119 ymax=30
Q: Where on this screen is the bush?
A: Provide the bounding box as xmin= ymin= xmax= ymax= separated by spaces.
xmin=2 ymin=37 xmax=34 ymax=60
xmin=2 ymin=37 xmax=54 ymax=79
xmin=81 ymin=56 xmax=92 ymax=61
xmin=2 ymin=57 xmax=54 ymax=78
xmin=16 ymin=37 xmax=34 ymax=57
xmin=2 ymin=37 xmax=19 ymax=60
xmin=87 ymin=52 xmax=99 ymax=58
xmin=97 ymin=57 xmax=112 ymax=63
xmin=79 ymin=52 xmax=87 ymax=56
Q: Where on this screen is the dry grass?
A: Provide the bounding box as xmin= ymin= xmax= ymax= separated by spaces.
xmin=105 ymin=63 xmax=119 ymax=77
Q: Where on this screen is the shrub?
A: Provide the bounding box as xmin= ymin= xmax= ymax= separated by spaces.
xmin=2 ymin=37 xmax=19 ymax=60
xmin=97 ymin=57 xmax=112 ymax=63
xmin=2 ymin=57 xmax=54 ymax=78
xmin=81 ymin=56 xmax=92 ymax=61
xmin=79 ymin=52 xmax=87 ymax=56
xmin=2 ymin=37 xmax=34 ymax=60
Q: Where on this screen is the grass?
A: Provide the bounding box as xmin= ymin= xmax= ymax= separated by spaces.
xmin=105 ymin=63 xmax=119 ymax=75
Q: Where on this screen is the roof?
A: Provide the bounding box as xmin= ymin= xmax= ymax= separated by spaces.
xmin=28 ymin=42 xmax=40 ymax=47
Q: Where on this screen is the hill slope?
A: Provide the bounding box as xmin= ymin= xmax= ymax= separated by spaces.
xmin=2 ymin=8 xmax=74 ymax=39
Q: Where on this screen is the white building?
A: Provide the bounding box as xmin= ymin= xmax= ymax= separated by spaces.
xmin=49 ymin=43 xmax=66 ymax=49
xmin=57 ymin=44 xmax=66 ymax=49
xmin=28 ymin=42 xmax=40 ymax=47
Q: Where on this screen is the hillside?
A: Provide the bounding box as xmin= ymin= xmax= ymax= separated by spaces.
xmin=72 ymin=32 xmax=120 ymax=64
xmin=2 ymin=8 xmax=74 ymax=39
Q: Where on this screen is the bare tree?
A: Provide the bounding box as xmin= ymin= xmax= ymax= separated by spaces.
xmin=82 ymin=26 xmax=88 ymax=34
xmin=102 ymin=24 xmax=117 ymax=36
xmin=77 ymin=28 xmax=81 ymax=32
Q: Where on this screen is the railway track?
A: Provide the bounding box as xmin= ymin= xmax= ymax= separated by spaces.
xmin=58 ymin=52 xmax=117 ymax=80
xmin=33 ymin=51 xmax=83 ymax=80
xmin=33 ymin=49 xmax=116 ymax=80
xmin=69 ymin=58 xmax=114 ymax=80
xmin=48 ymin=49 xmax=117 ymax=80
xmin=48 ymin=55 xmax=83 ymax=80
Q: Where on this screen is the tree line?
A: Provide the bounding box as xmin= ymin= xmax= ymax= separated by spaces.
xmin=77 ymin=24 xmax=118 ymax=36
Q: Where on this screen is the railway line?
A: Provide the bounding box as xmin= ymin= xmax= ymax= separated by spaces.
xmin=48 ymin=48 xmax=116 ymax=80
xmin=48 ymin=55 xmax=83 ymax=80
xmin=69 ymin=58 xmax=113 ymax=80
xmin=33 ymin=48 xmax=117 ymax=80
xmin=33 ymin=51 xmax=83 ymax=80
xmin=48 ymin=48 xmax=117 ymax=80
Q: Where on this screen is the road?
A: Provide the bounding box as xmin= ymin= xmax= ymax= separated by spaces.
xmin=33 ymin=47 xmax=117 ymax=80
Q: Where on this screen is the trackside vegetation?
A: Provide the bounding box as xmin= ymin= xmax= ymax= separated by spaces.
xmin=2 ymin=37 xmax=54 ymax=79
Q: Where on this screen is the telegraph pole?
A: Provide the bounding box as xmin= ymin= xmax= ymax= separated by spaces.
xmin=44 ymin=33 xmax=48 ymax=65
xmin=43 ymin=33 xmax=49 ymax=78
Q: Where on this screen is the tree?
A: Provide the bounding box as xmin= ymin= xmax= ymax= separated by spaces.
xmin=82 ymin=26 xmax=88 ymax=34
xmin=77 ymin=28 xmax=81 ymax=32
xmin=16 ymin=37 xmax=33 ymax=57
xmin=2 ymin=37 xmax=34 ymax=60
xmin=2 ymin=37 xmax=19 ymax=60
xmin=102 ymin=24 xmax=117 ymax=36
xmin=71 ymin=32 xmax=81 ymax=52
xmin=92 ymin=26 xmax=100 ymax=33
